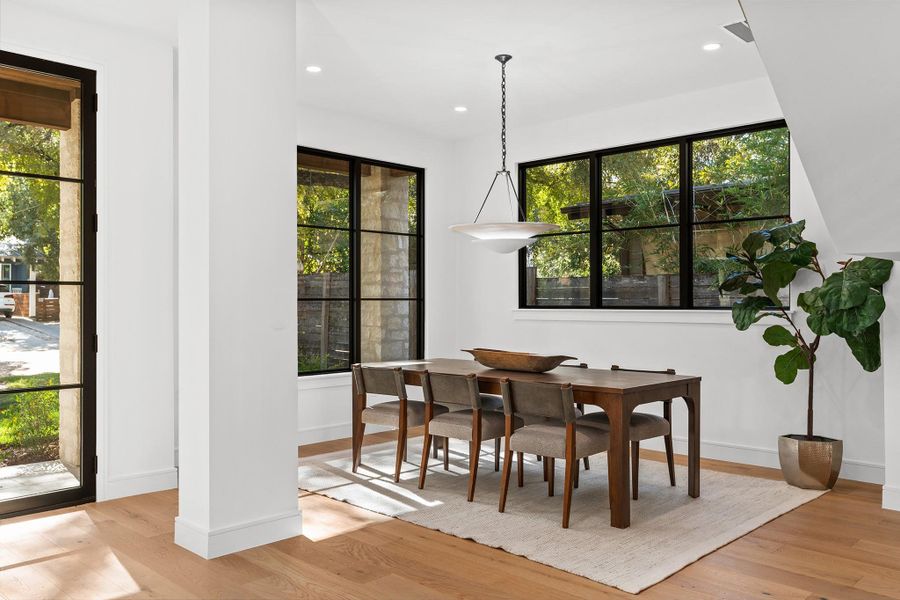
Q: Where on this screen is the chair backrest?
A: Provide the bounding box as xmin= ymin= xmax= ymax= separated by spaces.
xmin=611 ymin=364 xmax=676 ymax=375
xmin=351 ymin=364 xmax=407 ymax=400
xmin=499 ymin=378 xmax=577 ymax=423
xmin=422 ymin=371 xmax=481 ymax=410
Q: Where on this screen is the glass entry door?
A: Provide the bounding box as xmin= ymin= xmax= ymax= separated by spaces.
xmin=0 ymin=51 xmax=96 ymax=517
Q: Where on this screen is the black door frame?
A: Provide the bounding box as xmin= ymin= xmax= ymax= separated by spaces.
xmin=0 ymin=50 xmax=97 ymax=518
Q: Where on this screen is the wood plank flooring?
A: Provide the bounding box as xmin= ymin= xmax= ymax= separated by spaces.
xmin=1 ymin=431 xmax=899 ymax=599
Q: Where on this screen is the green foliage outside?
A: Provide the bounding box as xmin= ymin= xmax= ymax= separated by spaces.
xmin=0 ymin=373 xmax=60 ymax=464
xmin=0 ymin=121 xmax=62 ymax=281
xmin=524 ymin=128 xmax=790 ymax=286
xmin=720 ymin=220 xmax=892 ymax=438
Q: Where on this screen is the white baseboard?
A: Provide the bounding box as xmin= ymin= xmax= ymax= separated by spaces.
xmin=100 ymin=467 xmax=178 ymax=500
xmin=174 ymin=509 xmax=302 ymax=559
xmin=641 ymin=436 xmax=885 ymax=485
xmin=883 ymin=485 xmax=900 ymax=511
xmin=297 ymin=421 xmax=390 ymax=446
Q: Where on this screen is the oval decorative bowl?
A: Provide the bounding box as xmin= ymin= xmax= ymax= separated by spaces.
xmin=462 ymin=348 xmax=577 ymax=373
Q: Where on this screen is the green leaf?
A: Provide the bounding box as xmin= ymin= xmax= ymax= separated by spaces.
xmin=790 ymin=241 xmax=818 ymax=267
xmin=768 ymin=220 xmax=806 ymax=246
xmin=739 ymin=281 xmax=763 ymax=294
xmin=742 ymin=231 xmax=769 ymax=257
xmin=774 ymin=347 xmax=810 ymax=384
xmin=719 ymin=272 xmax=751 ymax=293
xmin=797 ymin=287 xmax=824 ymax=312
xmin=732 ymin=296 xmax=775 ymax=331
xmin=826 ymin=291 xmax=886 ymax=337
xmin=806 ymin=309 xmax=833 ymax=336
xmin=845 ymin=322 xmax=882 ymax=372
xmin=763 ymin=325 xmax=796 ymax=347
xmin=761 ymin=261 xmax=799 ymax=303
xmin=818 ymin=271 xmax=870 ymax=310
xmin=845 ymin=257 xmax=893 ymax=288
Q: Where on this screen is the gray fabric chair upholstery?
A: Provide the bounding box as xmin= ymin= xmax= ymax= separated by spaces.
xmin=577 ymin=411 xmax=670 ymax=441
xmin=509 ymin=422 xmax=609 ymax=459
xmin=361 ymin=400 xmax=448 ymax=428
xmin=430 ymin=409 xmax=522 ymax=441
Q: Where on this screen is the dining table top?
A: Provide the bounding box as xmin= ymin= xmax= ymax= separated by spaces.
xmin=362 ymin=358 xmax=700 ymax=394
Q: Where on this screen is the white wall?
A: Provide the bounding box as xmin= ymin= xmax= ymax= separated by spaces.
xmin=1 ymin=2 xmax=178 ymax=499
xmin=296 ymin=104 xmax=457 ymax=445
xmin=450 ymin=78 xmax=885 ymax=483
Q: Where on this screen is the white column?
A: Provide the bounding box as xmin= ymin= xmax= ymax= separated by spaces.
xmin=883 ymin=265 xmax=900 ymax=510
xmin=174 ymin=0 xmax=300 ymax=558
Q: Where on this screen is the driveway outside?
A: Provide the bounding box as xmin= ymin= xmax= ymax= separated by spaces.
xmin=0 ymin=317 xmax=60 ymax=379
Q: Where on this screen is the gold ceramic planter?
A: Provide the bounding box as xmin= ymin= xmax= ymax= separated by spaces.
xmin=778 ymin=435 xmax=843 ymax=490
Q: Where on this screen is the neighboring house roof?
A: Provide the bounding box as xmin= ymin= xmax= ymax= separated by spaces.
xmin=0 ymin=236 xmax=25 ymax=261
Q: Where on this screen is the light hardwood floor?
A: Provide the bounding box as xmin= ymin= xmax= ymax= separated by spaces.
xmin=2 ymin=431 xmax=899 ymax=600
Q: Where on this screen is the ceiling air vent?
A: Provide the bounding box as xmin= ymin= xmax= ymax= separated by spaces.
xmin=723 ymin=20 xmax=754 ymax=43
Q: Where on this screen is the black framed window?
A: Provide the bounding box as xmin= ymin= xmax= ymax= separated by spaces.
xmin=519 ymin=120 xmax=789 ymax=309
xmin=0 ymin=50 xmax=97 ymax=518
xmin=297 ymin=148 xmax=424 ymax=375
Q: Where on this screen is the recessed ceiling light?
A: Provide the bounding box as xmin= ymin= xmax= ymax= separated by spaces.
xmin=306 ymin=65 xmax=322 ymax=73
xmin=702 ymin=42 xmax=721 ymax=51
xmin=454 ymin=106 xmax=468 ymax=113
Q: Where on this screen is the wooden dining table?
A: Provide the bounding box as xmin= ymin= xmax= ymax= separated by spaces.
xmin=352 ymin=358 xmax=701 ymax=529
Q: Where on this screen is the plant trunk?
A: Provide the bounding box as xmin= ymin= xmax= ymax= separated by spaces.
xmin=807 ymin=358 xmax=815 ymax=440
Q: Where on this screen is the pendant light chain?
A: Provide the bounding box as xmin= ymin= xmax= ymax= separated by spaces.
xmin=500 ymin=58 xmax=507 ymax=172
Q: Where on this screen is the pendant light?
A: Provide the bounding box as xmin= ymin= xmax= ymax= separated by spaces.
xmin=449 ymin=54 xmax=558 ymax=253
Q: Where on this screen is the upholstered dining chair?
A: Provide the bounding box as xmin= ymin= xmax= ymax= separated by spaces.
xmin=351 ymin=364 xmax=448 ymax=482
xmin=498 ymin=378 xmax=610 ymax=528
xmin=418 ymin=371 xmax=519 ymax=501
xmin=578 ymin=364 xmax=677 ymax=499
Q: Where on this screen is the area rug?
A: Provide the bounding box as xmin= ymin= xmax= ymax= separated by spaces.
xmin=298 ymin=439 xmax=825 ymax=594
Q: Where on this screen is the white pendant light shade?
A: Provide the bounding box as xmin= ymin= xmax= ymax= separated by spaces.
xmin=450 ymin=54 xmax=558 ymax=254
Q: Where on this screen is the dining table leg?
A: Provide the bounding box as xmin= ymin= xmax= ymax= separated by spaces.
xmin=351 ymin=374 xmax=364 ymax=472
xmin=684 ymin=382 xmax=701 ymax=498
xmin=606 ymin=396 xmax=633 ymax=529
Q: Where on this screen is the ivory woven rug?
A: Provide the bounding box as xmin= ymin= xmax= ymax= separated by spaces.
xmin=298 ymin=439 xmax=825 ymax=594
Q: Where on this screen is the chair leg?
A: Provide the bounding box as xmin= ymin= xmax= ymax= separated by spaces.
xmin=394 ymin=426 xmax=405 ymax=483
xmin=404 ymin=437 xmax=408 ymax=462
xmin=443 ymin=436 xmax=449 ymax=471
xmin=583 ymin=456 xmax=590 ymax=471
xmin=433 ymin=437 xmax=439 ymax=459
xmin=494 ymin=437 xmax=501 ymax=472
xmin=499 ymin=437 xmax=512 ymax=513
xmin=631 ymin=441 xmax=639 ymax=500
xmin=517 ymin=451 xmax=524 ymax=487
xmin=352 ymin=422 xmax=366 ymax=473
xmin=467 ymin=439 xmax=480 ymax=502
xmin=418 ymin=433 xmax=432 ymax=489
xmin=543 ymin=456 xmax=548 ymax=481
xmin=664 ymin=399 xmax=676 ymax=487
xmin=562 ymin=455 xmax=574 ymax=529
xmin=547 ymin=457 xmax=555 ymax=497
xmin=574 ymin=459 xmax=580 ymax=489
xmin=536 ymin=455 xmax=542 ymax=462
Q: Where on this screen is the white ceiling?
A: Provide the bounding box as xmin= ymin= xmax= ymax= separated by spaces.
xmin=9 ymin=0 xmax=770 ymax=141
xmin=297 ymin=0 xmax=769 ymax=139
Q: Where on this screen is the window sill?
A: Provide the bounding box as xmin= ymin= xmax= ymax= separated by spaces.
xmin=512 ymin=308 xmax=791 ymax=326
xmin=297 ymin=371 xmax=351 ymax=390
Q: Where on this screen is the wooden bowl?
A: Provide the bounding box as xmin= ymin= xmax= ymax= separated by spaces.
xmin=462 ymin=348 xmax=578 ymax=373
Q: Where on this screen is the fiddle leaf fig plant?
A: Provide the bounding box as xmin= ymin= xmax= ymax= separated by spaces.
xmin=719 ymin=220 xmax=893 ymax=438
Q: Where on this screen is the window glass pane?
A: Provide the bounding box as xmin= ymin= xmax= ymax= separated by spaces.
xmin=0 ymin=121 xmax=62 ymax=178
xmin=360 ymin=232 xmax=416 ymax=298
xmin=525 ymin=233 xmax=589 ymax=306
xmin=298 ymin=300 xmax=350 ymax=373
xmin=297 ymin=228 xmax=350 ymax=298
xmin=0 ymin=387 xmax=82 ymax=499
xmin=297 ymin=152 xmax=350 ymax=228
xmin=360 ymin=300 xmax=417 ymax=362
xmin=692 ymin=127 xmax=789 ymax=222
xmin=693 ymin=218 xmax=790 ymax=307
xmin=0 ymin=284 xmax=81 ymax=390
xmin=360 ymin=163 xmax=417 ymax=234
xmin=0 ymin=177 xmax=81 ymax=282
xmin=602 ymin=226 xmax=679 ymax=306
xmin=525 ymin=159 xmax=590 ymax=232
xmin=601 ymin=145 xmax=679 ymax=230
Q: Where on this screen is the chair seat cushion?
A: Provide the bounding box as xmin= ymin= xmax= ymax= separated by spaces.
xmin=578 ymin=411 xmax=670 ymax=440
xmin=509 ymin=422 xmax=609 ymax=459
xmin=361 ymin=400 xmax=448 ymax=428
xmin=429 ymin=409 xmax=522 ymax=441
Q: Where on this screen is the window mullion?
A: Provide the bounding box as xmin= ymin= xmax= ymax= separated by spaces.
xmin=590 ymin=153 xmax=601 ymax=309
xmin=351 ymin=157 xmax=361 ymax=365
xmin=678 ymin=139 xmax=693 ymax=309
